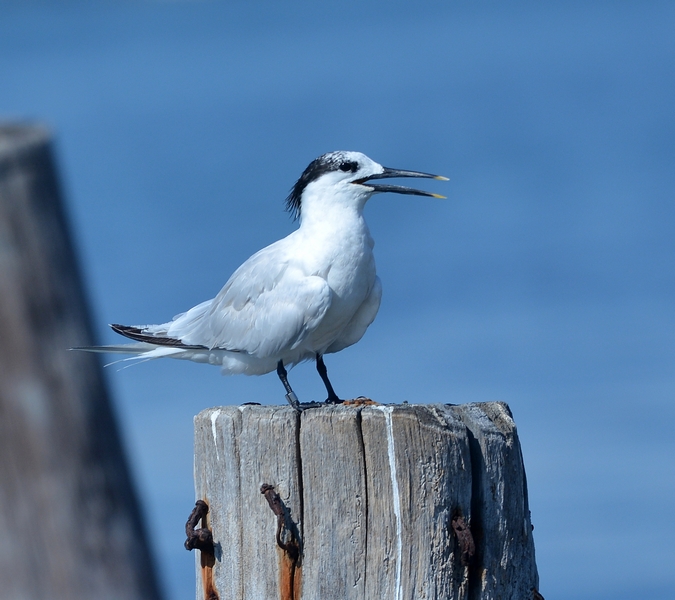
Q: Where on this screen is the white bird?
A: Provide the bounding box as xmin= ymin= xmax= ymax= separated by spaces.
xmin=80 ymin=151 xmax=446 ymax=410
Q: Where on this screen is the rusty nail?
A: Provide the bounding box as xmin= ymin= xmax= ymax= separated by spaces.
xmin=261 ymin=484 xmax=300 ymax=561
xmin=185 ymin=499 xmax=215 ymax=554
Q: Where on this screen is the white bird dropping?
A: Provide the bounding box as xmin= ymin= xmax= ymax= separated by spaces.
xmin=79 ymin=151 xmax=447 ymax=410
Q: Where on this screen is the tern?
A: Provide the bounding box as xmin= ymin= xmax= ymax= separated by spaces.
xmin=80 ymin=151 xmax=446 ymax=410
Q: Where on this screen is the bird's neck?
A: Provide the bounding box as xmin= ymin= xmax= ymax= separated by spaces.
xmin=295 ymin=202 xmax=375 ymax=279
xmin=297 ymin=185 xmax=370 ymax=235
xmin=298 ymin=202 xmax=369 ymax=240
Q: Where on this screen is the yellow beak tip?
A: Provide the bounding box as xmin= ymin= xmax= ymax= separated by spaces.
xmin=431 ymin=193 xmax=447 ymax=199
xmin=434 ymin=175 xmax=450 ymax=181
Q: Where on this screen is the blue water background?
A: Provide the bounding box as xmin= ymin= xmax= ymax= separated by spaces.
xmin=2 ymin=2 xmax=674 ymax=598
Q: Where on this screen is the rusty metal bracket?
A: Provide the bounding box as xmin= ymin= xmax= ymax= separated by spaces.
xmin=261 ymin=483 xmax=302 ymax=600
xmin=260 ymin=484 xmax=300 ymax=561
xmin=184 ymin=500 xmax=219 ymax=600
xmin=185 ymin=499 xmax=215 ymax=554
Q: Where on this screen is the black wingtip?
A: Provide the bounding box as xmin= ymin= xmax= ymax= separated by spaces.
xmin=109 ymin=323 xmax=207 ymax=349
xmin=110 ymin=323 xmax=141 ymax=338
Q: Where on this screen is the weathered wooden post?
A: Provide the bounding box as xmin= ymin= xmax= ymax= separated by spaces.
xmin=192 ymin=402 xmax=540 ymax=599
xmin=0 ymin=124 xmax=162 ymax=599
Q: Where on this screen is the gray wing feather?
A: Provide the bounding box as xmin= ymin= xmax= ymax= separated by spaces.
xmin=165 ymin=242 xmax=332 ymax=357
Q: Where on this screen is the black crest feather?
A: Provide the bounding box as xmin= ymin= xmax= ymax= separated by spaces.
xmin=284 ymin=151 xmax=356 ymax=219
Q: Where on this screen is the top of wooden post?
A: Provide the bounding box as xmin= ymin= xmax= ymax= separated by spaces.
xmin=193 ymin=401 xmax=540 ymax=600
xmin=0 ymin=122 xmax=51 ymax=158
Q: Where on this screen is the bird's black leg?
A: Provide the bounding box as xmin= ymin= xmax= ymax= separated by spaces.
xmin=316 ymin=354 xmax=342 ymax=404
xmin=277 ymin=360 xmax=301 ymax=411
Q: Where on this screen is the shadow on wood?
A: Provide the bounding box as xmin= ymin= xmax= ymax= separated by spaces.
xmin=193 ymin=402 xmax=540 ymax=600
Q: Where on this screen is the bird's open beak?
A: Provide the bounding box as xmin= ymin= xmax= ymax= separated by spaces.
xmin=353 ymin=167 xmax=448 ymax=198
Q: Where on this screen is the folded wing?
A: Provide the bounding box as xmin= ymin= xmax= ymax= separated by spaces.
xmin=134 ymin=243 xmax=333 ymax=358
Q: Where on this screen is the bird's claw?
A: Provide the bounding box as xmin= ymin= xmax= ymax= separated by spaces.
xmin=285 ymin=391 xmax=301 ymax=411
xmin=283 ymin=392 xmax=345 ymax=412
xmin=282 ymin=392 xmax=324 ymax=412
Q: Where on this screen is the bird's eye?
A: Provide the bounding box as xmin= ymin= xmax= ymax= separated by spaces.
xmin=339 ymin=161 xmax=358 ymax=173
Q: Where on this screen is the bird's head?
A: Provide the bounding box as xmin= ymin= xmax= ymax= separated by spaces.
xmin=285 ymin=151 xmax=447 ymax=220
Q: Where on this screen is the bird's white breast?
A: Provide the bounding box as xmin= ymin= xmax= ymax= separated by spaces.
xmin=292 ymin=209 xmax=377 ymax=353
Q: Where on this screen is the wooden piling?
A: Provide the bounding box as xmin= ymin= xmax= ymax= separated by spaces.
xmin=192 ymin=402 xmax=540 ymax=600
xmin=0 ymin=124 xmax=162 ymax=599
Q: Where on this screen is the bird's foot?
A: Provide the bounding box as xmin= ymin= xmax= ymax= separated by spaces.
xmin=284 ymin=391 xmax=302 ymax=411
xmin=283 ymin=392 xmax=351 ymax=411
xmin=284 ymin=392 xmax=325 ymax=412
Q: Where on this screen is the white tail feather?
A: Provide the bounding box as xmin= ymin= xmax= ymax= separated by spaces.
xmin=71 ymin=344 xmax=188 ymax=370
